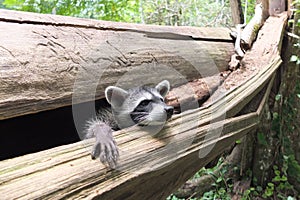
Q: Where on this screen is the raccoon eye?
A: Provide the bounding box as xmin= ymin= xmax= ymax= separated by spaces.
xmin=139 ymin=100 xmax=151 ymax=107
xmin=160 ymin=98 xmax=164 ymax=102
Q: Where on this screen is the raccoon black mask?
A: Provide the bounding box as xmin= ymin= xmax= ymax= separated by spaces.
xmin=105 ymin=80 xmax=174 ymax=128
xmin=85 ymin=80 xmax=173 ymax=168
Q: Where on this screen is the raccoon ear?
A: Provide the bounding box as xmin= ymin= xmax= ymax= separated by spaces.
xmin=155 ymin=80 xmax=170 ymax=97
xmin=105 ymin=86 xmax=128 ymax=107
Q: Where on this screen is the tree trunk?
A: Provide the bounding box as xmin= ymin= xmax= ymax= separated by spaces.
xmin=229 ymin=0 xmax=244 ymax=24
xmin=276 ymin=2 xmax=300 ymax=191
xmin=252 ymin=2 xmax=299 ymax=190
xmin=0 ymin=9 xmax=234 ymax=120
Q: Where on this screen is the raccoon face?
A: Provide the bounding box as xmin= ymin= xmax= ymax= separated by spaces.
xmin=105 ymin=80 xmax=174 ymax=129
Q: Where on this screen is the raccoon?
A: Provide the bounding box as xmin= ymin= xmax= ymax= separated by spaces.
xmin=85 ymin=80 xmax=174 ymax=169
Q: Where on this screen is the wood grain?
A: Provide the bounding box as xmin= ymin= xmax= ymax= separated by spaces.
xmin=0 ymin=11 xmax=287 ymax=200
xmin=0 ymin=9 xmax=234 ymax=120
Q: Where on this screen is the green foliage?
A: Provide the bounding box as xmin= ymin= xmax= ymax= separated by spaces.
xmin=199 ymin=158 xmax=233 ymax=200
xmin=256 ymin=10 xmax=300 ymax=197
xmin=166 ymin=194 xmax=186 ymax=200
xmin=2 ymin=0 xmax=140 ymax=22
xmin=290 ymin=0 xmax=300 ymax=65
xmin=241 ymin=187 xmax=259 ymax=200
xmin=1 ymin=0 xmax=233 ymax=27
xmin=167 ymin=157 xmax=234 ymax=200
xmin=290 ymin=55 xmax=300 ymax=64
xmin=202 ymin=188 xmax=231 ymax=200
xmin=0 ymin=0 xmax=5 ymax=8
xmin=139 ymin=0 xmax=232 ymax=26
xmin=240 ymin=158 xmax=297 ymax=199
xmin=196 ymin=6 xmax=300 ymax=197
xmin=241 ymin=0 xmax=256 ymax=23
xmin=261 ymin=161 xmax=293 ymax=199
xmin=235 ymin=139 xmax=241 ymax=144
xmin=257 ymin=132 xmax=268 ymax=146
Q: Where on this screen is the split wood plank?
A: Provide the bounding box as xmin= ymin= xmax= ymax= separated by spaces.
xmin=0 ymin=9 xmax=234 ymax=120
xmin=0 ymin=112 xmax=258 ymax=200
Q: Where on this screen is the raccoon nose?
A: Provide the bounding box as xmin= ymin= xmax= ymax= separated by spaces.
xmin=165 ymin=106 xmax=174 ymax=119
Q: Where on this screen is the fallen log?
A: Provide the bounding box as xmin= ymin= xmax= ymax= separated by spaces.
xmin=165 ymin=71 xmax=231 ymax=112
xmin=230 ymin=2 xmax=268 ymax=68
xmin=0 ymin=11 xmax=287 ymax=200
xmin=174 ymin=72 xmax=276 ymax=199
xmin=0 ymin=112 xmax=259 ymax=200
xmin=240 ymin=3 xmax=266 ymax=52
xmin=206 ymin=12 xmax=288 ymax=109
xmin=0 ymin=9 xmax=234 ymax=120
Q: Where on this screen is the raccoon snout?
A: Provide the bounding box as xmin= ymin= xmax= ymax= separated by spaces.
xmin=165 ymin=106 xmax=174 ymax=120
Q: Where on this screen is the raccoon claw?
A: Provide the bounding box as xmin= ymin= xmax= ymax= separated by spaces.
xmin=91 ymin=143 xmax=100 ymax=160
xmin=86 ymin=121 xmax=119 ymax=169
xmin=100 ymin=145 xmax=119 ymax=169
xmin=91 ymin=140 xmax=119 ymax=169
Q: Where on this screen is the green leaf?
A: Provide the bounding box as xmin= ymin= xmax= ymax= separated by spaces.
xmin=290 ymin=55 xmax=299 ymax=62
xmin=257 ymin=132 xmax=268 ymax=146
xmin=267 ymin=182 xmax=274 ymax=187
xmin=256 ymin=186 xmax=263 ymax=192
xmin=216 ymin=177 xmax=223 ymax=183
xmin=281 ymin=175 xmax=288 ymax=181
xmin=265 ymin=190 xmax=273 ymax=197
xmin=287 ymin=196 xmax=295 ymax=200
xmin=274 ymin=169 xmax=281 ymax=176
xmin=283 ymin=155 xmax=289 ymax=160
xmin=272 ymin=176 xmax=281 ymax=182
xmin=273 ymin=112 xmax=279 ymax=119
xmin=275 ymin=94 xmax=281 ymax=101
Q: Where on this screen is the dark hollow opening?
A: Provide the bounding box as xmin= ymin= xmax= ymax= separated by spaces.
xmin=0 ymin=99 xmax=109 ymax=161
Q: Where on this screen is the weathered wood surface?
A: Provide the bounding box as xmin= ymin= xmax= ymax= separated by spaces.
xmin=174 ymin=71 xmax=277 ymax=199
xmin=0 ymin=12 xmax=287 ymax=200
xmin=0 ymin=55 xmax=281 ymax=199
xmin=0 ymin=9 xmax=234 ymax=120
xmin=240 ymin=3 xmax=265 ymax=51
xmin=229 ymin=0 xmax=244 ymax=24
xmin=165 ymin=71 xmax=231 ymax=111
xmin=0 ymin=9 xmax=233 ymax=41
xmin=232 ymin=3 xmax=265 ymax=60
xmin=0 ymin=28 xmax=285 ymax=200
xmin=0 ymin=112 xmax=259 ymax=200
xmin=208 ymin=12 xmax=288 ymax=108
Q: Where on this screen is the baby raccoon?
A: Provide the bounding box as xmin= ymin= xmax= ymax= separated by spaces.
xmin=85 ymin=80 xmax=174 ymax=168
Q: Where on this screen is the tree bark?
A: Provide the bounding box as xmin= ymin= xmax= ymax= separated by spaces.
xmin=251 ymin=4 xmax=297 ymax=189
xmin=239 ymin=3 xmax=265 ymax=51
xmin=0 ymin=112 xmax=259 ymax=200
xmin=230 ymin=2 xmax=268 ymax=68
xmin=165 ymin=72 xmax=231 ymax=111
xmin=0 ymin=9 xmax=234 ymax=120
xmin=229 ymin=0 xmax=244 ymax=24
xmin=174 ymin=132 xmax=255 ymax=199
xmin=270 ymin=3 xmax=300 ymax=191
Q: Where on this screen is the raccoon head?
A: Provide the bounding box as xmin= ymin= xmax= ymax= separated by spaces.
xmin=105 ymin=80 xmax=174 ymax=129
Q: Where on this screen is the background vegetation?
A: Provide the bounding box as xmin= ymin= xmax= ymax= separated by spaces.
xmin=1 ymin=0 xmax=234 ymax=26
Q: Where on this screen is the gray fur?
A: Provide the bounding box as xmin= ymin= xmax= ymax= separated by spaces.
xmin=85 ymin=80 xmax=173 ymax=169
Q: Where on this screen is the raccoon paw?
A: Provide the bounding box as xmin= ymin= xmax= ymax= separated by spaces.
xmin=88 ymin=121 xmax=119 ymax=169
xmin=91 ymin=137 xmax=119 ymax=169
